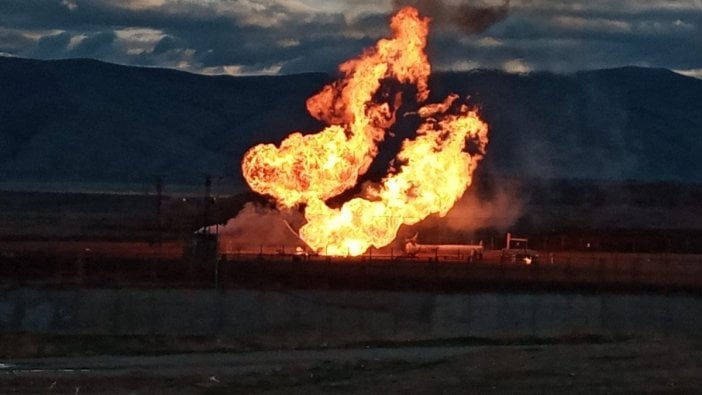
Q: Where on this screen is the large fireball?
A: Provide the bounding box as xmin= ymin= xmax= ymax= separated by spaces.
xmin=242 ymin=7 xmax=488 ymax=256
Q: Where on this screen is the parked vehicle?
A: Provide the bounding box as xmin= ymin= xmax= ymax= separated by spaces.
xmin=404 ymin=234 xmax=483 ymax=262
xmin=501 ymin=233 xmax=539 ymax=264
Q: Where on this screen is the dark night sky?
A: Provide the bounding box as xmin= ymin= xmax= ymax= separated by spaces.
xmin=1 ymin=0 xmax=701 ymax=77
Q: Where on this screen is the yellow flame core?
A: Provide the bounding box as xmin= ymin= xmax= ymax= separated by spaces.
xmin=241 ymin=7 xmax=489 ymax=256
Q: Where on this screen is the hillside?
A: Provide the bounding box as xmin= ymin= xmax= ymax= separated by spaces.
xmin=1 ymin=57 xmax=701 ymax=189
xmin=0 ymin=57 xmax=328 ymax=188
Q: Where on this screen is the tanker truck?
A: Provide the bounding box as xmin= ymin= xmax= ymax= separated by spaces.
xmin=403 ymin=234 xmax=483 ymax=262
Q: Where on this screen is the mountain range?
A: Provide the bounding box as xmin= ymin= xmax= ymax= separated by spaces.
xmin=1 ymin=56 xmax=701 ymax=191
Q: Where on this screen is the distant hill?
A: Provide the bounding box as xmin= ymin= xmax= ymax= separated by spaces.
xmin=1 ymin=57 xmax=701 ymax=190
xmin=431 ymin=67 xmax=702 ymax=182
xmin=0 ymin=57 xmax=329 ymax=189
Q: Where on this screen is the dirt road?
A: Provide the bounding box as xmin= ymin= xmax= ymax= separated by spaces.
xmin=2 ymin=337 xmax=701 ymax=394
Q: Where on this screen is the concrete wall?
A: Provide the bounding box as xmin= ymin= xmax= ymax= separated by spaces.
xmin=0 ymin=288 xmax=700 ymax=348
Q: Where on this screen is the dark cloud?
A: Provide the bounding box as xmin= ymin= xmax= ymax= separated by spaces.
xmin=0 ymin=28 xmax=34 ymax=53
xmin=31 ymin=31 xmax=71 ymax=57
xmin=0 ymin=0 xmax=700 ymax=76
xmin=393 ymin=0 xmax=510 ymax=34
xmin=152 ymin=35 xmax=180 ymax=54
xmin=24 ymin=30 xmax=118 ymax=60
xmin=72 ymin=30 xmax=116 ymax=58
xmin=452 ymin=2 xmax=510 ymax=34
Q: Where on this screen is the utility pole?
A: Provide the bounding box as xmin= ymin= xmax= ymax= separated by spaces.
xmin=203 ymin=175 xmax=212 ymax=234
xmin=154 ymin=175 xmax=164 ymax=245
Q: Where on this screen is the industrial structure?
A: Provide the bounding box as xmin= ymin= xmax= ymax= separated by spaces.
xmin=403 ymin=234 xmax=483 ymax=261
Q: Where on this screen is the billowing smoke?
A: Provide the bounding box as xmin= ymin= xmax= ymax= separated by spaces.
xmin=442 ymin=180 xmax=522 ymax=231
xmin=406 ymin=177 xmax=523 ymax=246
xmin=392 ymin=0 xmax=510 ymax=34
xmin=217 ymin=203 xmax=307 ymax=253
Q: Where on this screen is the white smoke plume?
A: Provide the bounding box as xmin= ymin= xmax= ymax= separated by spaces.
xmin=217 ymin=202 xmax=307 ymax=253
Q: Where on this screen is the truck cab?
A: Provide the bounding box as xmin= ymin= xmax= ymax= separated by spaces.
xmin=501 ymin=233 xmax=539 ymax=264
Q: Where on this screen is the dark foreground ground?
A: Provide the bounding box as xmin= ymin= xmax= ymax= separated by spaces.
xmin=1 ymin=184 xmax=701 ymax=394
xmin=1 ymin=336 xmax=701 ymax=394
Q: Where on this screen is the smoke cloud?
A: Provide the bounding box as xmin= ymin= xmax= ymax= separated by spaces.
xmin=392 ymin=0 xmax=510 ymax=34
xmin=442 ymin=180 xmax=522 ymax=231
xmin=405 ymin=177 xmax=524 ymax=246
xmin=217 ymin=203 xmax=307 ymax=253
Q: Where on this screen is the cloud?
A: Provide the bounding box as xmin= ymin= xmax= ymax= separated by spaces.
xmin=549 ymin=16 xmax=631 ymax=33
xmin=392 ymin=0 xmax=510 ymax=34
xmin=674 ymin=68 xmax=702 ymax=79
xmin=439 ymin=59 xmax=481 ymax=72
xmin=32 ymin=31 xmax=72 ymax=56
xmin=0 ymin=28 xmax=35 ymax=53
xmin=24 ymin=29 xmax=118 ymax=60
xmin=115 ymin=0 xmax=166 ymax=10
xmin=115 ymin=27 xmax=166 ymax=54
xmin=61 ymin=0 xmax=78 ymax=11
xmin=503 ymin=58 xmax=530 ymax=73
xmin=71 ymin=30 xmax=116 ymax=57
xmin=0 ymin=0 xmax=700 ymax=75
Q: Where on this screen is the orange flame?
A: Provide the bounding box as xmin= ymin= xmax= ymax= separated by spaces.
xmin=241 ymin=7 xmax=488 ymax=256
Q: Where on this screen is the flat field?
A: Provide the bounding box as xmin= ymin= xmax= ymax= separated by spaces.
xmin=1 ymin=336 xmax=701 ymax=394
